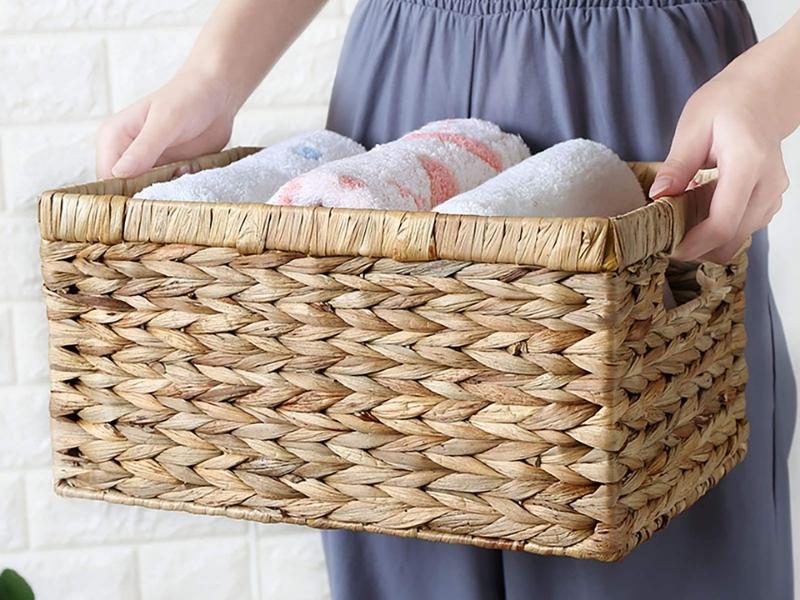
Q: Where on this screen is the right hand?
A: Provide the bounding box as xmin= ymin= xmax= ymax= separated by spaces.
xmin=96 ymin=68 xmax=237 ymax=179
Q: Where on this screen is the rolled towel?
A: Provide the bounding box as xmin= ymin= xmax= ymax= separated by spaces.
xmin=268 ymin=118 xmax=530 ymax=210
xmin=134 ymin=130 xmax=365 ymax=203
xmin=434 ymin=138 xmax=645 ymax=218
xmin=434 ymin=138 xmax=677 ymax=309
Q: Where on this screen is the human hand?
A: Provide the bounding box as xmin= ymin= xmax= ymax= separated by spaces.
xmin=95 ymin=0 xmax=328 ymax=180
xmin=96 ymin=68 xmax=236 ymax=179
xmin=649 ymin=69 xmax=790 ymax=264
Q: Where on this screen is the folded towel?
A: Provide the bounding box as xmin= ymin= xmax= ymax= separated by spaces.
xmin=134 ymin=130 xmax=365 ymax=203
xmin=268 ymin=118 xmax=530 ymax=210
xmin=434 ymin=138 xmax=646 ymax=218
xmin=434 ymin=138 xmax=677 ymax=309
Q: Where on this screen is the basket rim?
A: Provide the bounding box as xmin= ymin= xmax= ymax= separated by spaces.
xmin=37 ymin=147 xmax=716 ymax=272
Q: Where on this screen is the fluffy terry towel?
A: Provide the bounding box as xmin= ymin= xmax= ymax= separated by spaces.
xmin=434 ymin=138 xmax=676 ymax=309
xmin=268 ymin=118 xmax=530 ymax=210
xmin=434 ymin=138 xmax=646 ymax=218
xmin=134 ymin=130 xmax=365 ymax=203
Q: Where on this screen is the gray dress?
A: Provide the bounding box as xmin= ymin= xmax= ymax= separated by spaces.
xmin=324 ymin=1 xmax=796 ymax=598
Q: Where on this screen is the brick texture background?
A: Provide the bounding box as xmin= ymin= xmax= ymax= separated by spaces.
xmin=0 ymin=1 xmax=797 ymax=599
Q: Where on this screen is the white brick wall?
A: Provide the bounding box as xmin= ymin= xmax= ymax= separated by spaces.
xmin=0 ymin=1 xmax=353 ymax=598
xmin=0 ymin=1 xmax=797 ymax=599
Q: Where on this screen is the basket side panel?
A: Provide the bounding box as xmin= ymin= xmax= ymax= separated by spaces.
xmin=40 ymin=238 xmax=637 ymax=560
xmin=610 ymin=252 xmax=749 ymax=548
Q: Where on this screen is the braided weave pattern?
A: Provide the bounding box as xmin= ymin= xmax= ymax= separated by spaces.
xmin=41 ymin=237 xmax=748 ymax=561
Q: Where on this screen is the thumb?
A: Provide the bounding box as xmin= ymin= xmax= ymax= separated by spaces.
xmin=650 ymin=114 xmax=712 ymax=199
xmin=111 ymin=108 xmax=178 ymax=178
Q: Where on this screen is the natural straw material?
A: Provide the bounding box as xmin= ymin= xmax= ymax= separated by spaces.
xmin=38 ymin=148 xmax=748 ymax=561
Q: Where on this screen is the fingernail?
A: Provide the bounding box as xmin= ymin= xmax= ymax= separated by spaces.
xmin=649 ymin=176 xmax=673 ymax=199
xmin=111 ymin=154 xmax=137 ymax=178
xmin=174 ymin=165 xmax=191 ymax=178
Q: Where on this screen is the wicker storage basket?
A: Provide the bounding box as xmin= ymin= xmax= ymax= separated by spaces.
xmin=38 ymin=147 xmax=748 ymax=561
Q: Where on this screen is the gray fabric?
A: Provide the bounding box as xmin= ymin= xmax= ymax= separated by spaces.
xmin=323 ymin=1 xmax=796 ymax=598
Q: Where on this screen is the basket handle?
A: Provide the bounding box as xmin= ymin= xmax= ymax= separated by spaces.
xmin=611 ymin=165 xmax=717 ymax=269
xmin=664 ymin=170 xmax=717 ymax=253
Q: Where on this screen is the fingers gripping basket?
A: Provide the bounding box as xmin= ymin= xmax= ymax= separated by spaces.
xmin=38 ymin=148 xmax=748 ymax=561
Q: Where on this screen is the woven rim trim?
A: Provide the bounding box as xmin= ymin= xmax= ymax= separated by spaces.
xmin=37 ymin=149 xmax=717 ymax=272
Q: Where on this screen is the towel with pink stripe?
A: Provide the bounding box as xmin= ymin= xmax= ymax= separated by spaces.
xmin=268 ymin=119 xmax=530 ymax=210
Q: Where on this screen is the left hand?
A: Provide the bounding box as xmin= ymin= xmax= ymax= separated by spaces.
xmin=650 ymin=69 xmax=790 ymax=264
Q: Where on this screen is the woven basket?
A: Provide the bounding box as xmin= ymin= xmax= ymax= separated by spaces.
xmin=38 ymin=147 xmax=748 ymax=561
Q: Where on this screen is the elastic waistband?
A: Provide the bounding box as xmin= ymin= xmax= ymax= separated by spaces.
xmin=392 ymin=0 xmax=733 ymax=14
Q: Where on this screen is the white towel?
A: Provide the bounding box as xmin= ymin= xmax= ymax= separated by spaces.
xmin=434 ymin=138 xmax=676 ymax=309
xmin=134 ymin=130 xmax=365 ymax=203
xmin=434 ymin=138 xmax=646 ymax=218
xmin=268 ymin=118 xmax=530 ymax=210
